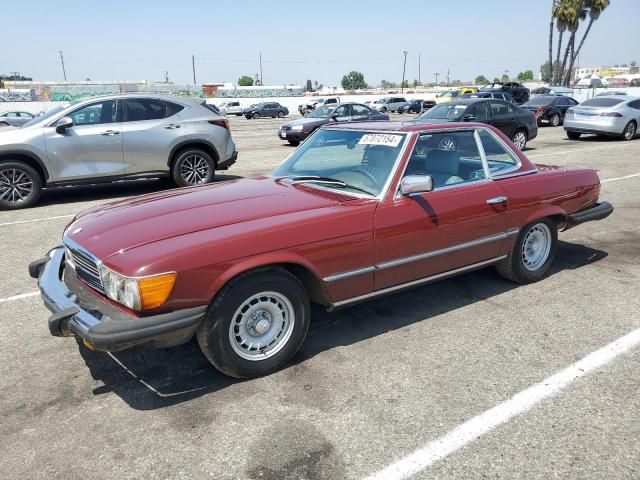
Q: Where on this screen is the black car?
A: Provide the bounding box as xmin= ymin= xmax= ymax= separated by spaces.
xmin=521 ymin=95 xmax=579 ymax=127
xmin=278 ymin=102 xmax=389 ymax=146
xmin=397 ymin=99 xmax=431 ymax=114
xmin=243 ymin=102 xmax=289 ymax=119
xmin=460 ymin=91 xmax=517 ymax=104
xmin=478 ymin=82 xmax=530 ymax=104
xmin=414 ymin=98 xmax=538 ymax=150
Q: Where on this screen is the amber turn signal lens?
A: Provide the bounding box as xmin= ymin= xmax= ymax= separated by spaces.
xmin=138 ymin=273 xmax=176 ymax=310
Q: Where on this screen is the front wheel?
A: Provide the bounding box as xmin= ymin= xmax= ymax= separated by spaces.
xmin=287 ymin=139 xmax=300 ymax=146
xmin=495 ymin=218 xmax=557 ymax=284
xmin=380 ymin=107 xmax=387 ymax=113
xmin=197 ymin=268 xmax=310 ymax=378
xmin=511 ymin=129 xmax=528 ymax=150
xmin=171 ymin=149 xmax=215 ymax=187
xmin=252 ymin=112 xmax=260 ymax=119
xmin=566 ymin=130 xmax=581 ymax=140
xmin=0 ymin=122 xmax=8 ymax=127
xmin=0 ymin=161 xmax=43 ymax=210
xmin=622 ymin=121 xmax=636 ymax=141
xmin=277 ymin=111 xmax=284 ymax=118
xmin=550 ymin=113 xmax=560 ymax=127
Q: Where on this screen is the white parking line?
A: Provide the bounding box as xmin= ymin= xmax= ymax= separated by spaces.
xmin=601 ymin=172 xmax=640 ymax=183
xmin=0 ymin=291 xmax=39 ymax=303
xmin=0 ymin=214 xmax=73 ymax=228
xmin=363 ymin=327 xmax=640 ymax=480
xmin=528 ymin=143 xmax=637 ymax=158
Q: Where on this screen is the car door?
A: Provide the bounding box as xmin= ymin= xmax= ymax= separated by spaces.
xmin=43 ymin=99 xmax=124 ymax=181
xmin=373 ymin=129 xmax=509 ymax=290
xmin=332 ymin=104 xmax=352 ymax=122
xmin=558 ymin=97 xmax=577 ymax=120
xmin=464 ymin=101 xmax=491 ymax=125
xmin=351 ymin=104 xmax=372 ymax=121
xmin=488 ymin=100 xmax=516 ymax=136
xmin=120 ymin=98 xmax=186 ymax=174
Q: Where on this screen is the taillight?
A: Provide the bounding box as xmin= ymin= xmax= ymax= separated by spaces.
xmin=600 ymin=112 xmax=623 ymax=117
xmin=536 ymin=107 xmax=544 ymax=114
xmin=209 ymin=119 xmax=230 ymax=129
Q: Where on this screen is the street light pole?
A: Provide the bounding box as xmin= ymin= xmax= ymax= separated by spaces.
xmin=59 ymin=50 xmax=67 ymax=81
xmin=401 ymin=50 xmax=408 ymax=93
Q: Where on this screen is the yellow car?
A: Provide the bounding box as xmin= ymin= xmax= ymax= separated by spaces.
xmin=435 ymin=87 xmax=477 ymax=104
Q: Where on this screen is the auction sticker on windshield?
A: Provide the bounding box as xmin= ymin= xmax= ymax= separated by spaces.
xmin=358 ymin=134 xmax=403 ymax=147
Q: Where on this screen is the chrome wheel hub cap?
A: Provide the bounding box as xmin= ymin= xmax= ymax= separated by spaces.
xmin=0 ymin=168 xmax=33 ymax=204
xmin=439 ymin=138 xmax=456 ymax=151
xmin=625 ymin=124 xmax=635 ymax=140
xmin=180 ymin=155 xmax=210 ymax=184
xmin=513 ymin=132 xmax=526 ymax=150
xmin=522 ymin=223 xmax=552 ymax=271
xmin=229 ymin=291 xmax=295 ymax=361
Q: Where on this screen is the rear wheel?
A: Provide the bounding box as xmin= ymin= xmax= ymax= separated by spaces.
xmin=0 ymin=161 xmax=43 ymax=210
xmin=380 ymin=107 xmax=387 ymax=113
xmin=197 ymin=268 xmax=310 ymax=378
xmin=566 ymin=130 xmax=582 ymax=140
xmin=622 ymin=121 xmax=636 ymax=141
xmin=495 ymin=218 xmax=557 ymax=284
xmin=252 ymin=112 xmax=260 ymax=119
xmin=550 ymin=113 xmax=560 ymax=127
xmin=0 ymin=122 xmax=8 ymax=127
xmin=171 ymin=149 xmax=215 ymax=187
xmin=511 ymin=129 xmax=528 ymax=150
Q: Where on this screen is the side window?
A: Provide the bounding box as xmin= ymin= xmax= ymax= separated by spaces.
xmin=7 ymin=112 xmax=19 ymax=118
xmin=489 ymin=101 xmax=509 ymax=117
xmin=334 ymin=105 xmax=351 ymax=117
xmin=478 ymin=129 xmax=519 ymax=175
xmin=467 ymin=102 xmax=491 ymax=121
xmin=124 ymin=99 xmax=168 ymax=122
xmin=405 ymin=131 xmax=485 ymax=188
xmin=70 ymin=100 xmax=117 ymax=126
xmin=352 ymin=104 xmax=370 ymax=116
xmin=506 ymin=103 xmax=517 ymax=113
xmin=627 ymin=100 xmax=640 ymax=110
xmin=165 ymin=101 xmax=184 ymax=117
xmin=326 ymin=98 xmax=337 ymax=104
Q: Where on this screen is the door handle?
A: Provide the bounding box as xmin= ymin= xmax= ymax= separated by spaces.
xmin=165 ymin=124 xmax=181 ymax=129
xmin=101 ymin=130 xmax=119 ymax=136
xmin=486 ymin=196 xmax=508 ymax=205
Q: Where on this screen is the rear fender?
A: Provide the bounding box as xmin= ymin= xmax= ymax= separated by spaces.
xmin=523 ymin=205 xmax=568 ymax=230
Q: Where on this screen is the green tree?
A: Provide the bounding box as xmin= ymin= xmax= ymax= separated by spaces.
xmin=305 ymin=79 xmax=313 ymax=92
xmin=540 ymin=60 xmax=560 ymax=83
xmin=493 ymin=77 xmax=501 ymax=83
xmin=380 ymin=79 xmax=397 ymax=89
xmin=412 ymin=79 xmax=420 ymax=87
xmin=501 ymin=74 xmax=510 ymax=83
xmin=475 ymin=74 xmax=489 ymax=85
xmin=400 ymin=80 xmax=409 ymax=88
xmin=517 ymin=70 xmax=535 ymax=81
xmin=630 ymin=61 xmax=639 ymax=74
xmin=341 ymin=71 xmax=367 ymax=90
xmin=238 ymin=75 xmax=254 ymax=87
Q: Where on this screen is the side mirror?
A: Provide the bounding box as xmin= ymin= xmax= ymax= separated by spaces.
xmin=330 ymin=113 xmax=339 ymax=121
xmin=399 ymin=175 xmax=434 ymax=196
xmin=462 ymin=114 xmax=475 ymax=121
xmin=55 ymin=116 xmax=73 ymax=133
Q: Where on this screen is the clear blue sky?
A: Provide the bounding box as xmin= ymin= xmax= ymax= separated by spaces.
xmin=2 ymin=0 xmax=638 ymax=86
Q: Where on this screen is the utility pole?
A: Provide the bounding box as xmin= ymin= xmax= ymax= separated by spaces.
xmin=434 ymin=72 xmax=440 ymax=85
xmin=164 ymin=71 xmax=169 ymax=83
xmin=59 ymin=50 xmax=67 ymax=81
xmin=401 ymin=50 xmax=408 ymax=93
xmin=192 ymin=55 xmax=197 ymax=85
xmin=418 ymin=52 xmax=421 ymax=85
xmin=259 ymin=52 xmax=263 ymax=86
xmin=446 ymin=68 xmax=450 ymax=86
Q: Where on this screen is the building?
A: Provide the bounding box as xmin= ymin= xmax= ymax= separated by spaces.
xmin=575 ymin=65 xmax=631 ymax=79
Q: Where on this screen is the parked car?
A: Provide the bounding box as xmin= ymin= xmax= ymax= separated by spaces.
xmin=435 ymin=90 xmax=462 ymax=104
xmin=531 ymin=86 xmax=574 ymax=96
xmin=0 ymin=111 xmax=36 ymax=127
xmin=30 ymin=121 xmax=612 ymax=378
xmin=0 ymin=94 xmax=237 ymax=209
xmin=278 ymin=102 xmax=389 ymax=145
xmin=218 ymin=101 xmax=243 ymax=116
xmin=564 ymin=95 xmax=640 ymax=141
xmin=371 ymin=96 xmax=407 ymax=113
xmin=521 ymin=95 xmax=579 ymax=127
xmin=479 ymin=82 xmax=530 ymax=104
xmin=414 ymin=98 xmax=538 ymax=150
xmin=460 ymin=91 xmax=517 ymax=104
xmin=298 ymin=97 xmax=339 ymax=116
xmin=397 ymin=99 xmax=427 ymax=114
xmin=244 ymin=102 xmax=289 ymax=119
xmin=595 ymin=91 xmax=628 ymax=97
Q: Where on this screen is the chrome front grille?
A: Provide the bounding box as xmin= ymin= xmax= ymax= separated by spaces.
xmin=64 ymin=240 xmax=104 ymax=293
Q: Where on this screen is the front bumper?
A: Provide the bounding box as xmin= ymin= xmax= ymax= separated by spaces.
xmin=567 ymin=201 xmax=614 ymax=227
xmin=30 ymin=247 xmax=206 ymax=351
xmin=218 ymin=151 xmax=237 ymax=170
xmin=278 ymin=129 xmax=308 ymax=142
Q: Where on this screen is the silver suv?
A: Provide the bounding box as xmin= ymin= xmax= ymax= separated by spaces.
xmin=0 ymin=94 xmax=237 ymax=209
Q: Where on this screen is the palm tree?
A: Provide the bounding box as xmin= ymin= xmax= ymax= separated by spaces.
xmin=548 ymin=1 xmax=557 ymax=83
xmin=553 ymin=0 xmax=574 ymax=84
xmin=567 ymin=0 xmax=610 ymax=84
xmin=561 ymin=1 xmax=587 ymax=86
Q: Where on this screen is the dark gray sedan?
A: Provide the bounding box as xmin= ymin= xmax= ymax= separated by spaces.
xmin=278 ymin=102 xmax=389 ymax=146
xmin=0 ymin=111 xmax=37 ymax=127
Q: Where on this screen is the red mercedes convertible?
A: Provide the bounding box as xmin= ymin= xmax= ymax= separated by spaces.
xmin=31 ymin=121 xmax=613 ymax=378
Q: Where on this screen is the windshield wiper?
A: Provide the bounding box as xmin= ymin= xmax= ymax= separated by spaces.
xmin=285 ymin=175 xmax=376 ymax=197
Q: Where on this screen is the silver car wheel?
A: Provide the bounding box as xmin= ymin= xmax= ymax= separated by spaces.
xmin=438 ymin=137 xmax=457 ymax=151
xmin=551 ymin=114 xmax=560 ymax=127
xmin=179 ymin=155 xmax=210 ymax=185
xmin=512 ymin=130 xmax=527 ymax=150
xmin=624 ymin=122 xmax=636 ymax=140
xmin=229 ymin=291 xmax=295 ymax=361
xmin=521 ymin=223 xmax=552 ymax=271
xmin=0 ymin=167 xmax=34 ymax=205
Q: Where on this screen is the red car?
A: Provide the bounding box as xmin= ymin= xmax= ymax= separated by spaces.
xmin=30 ymin=122 xmax=613 ymax=378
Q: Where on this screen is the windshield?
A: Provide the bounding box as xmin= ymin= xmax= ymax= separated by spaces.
xmin=272 ymin=129 xmax=406 ymax=197
xmin=581 ymin=98 xmax=624 ymax=107
xmin=524 ymin=97 xmax=554 ymax=106
xmin=308 ymin=105 xmax=335 ymax=118
xmin=21 ymin=105 xmax=68 ymax=127
xmin=373 ymin=99 xmax=386 ymax=104
xmin=440 ymin=91 xmax=459 ymax=98
xmin=418 ymin=103 xmax=468 ymax=120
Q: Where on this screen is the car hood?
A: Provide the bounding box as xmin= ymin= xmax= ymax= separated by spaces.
xmin=282 ymin=117 xmax=328 ymax=128
xmin=65 ymin=177 xmax=359 ymax=260
xmin=0 ymin=124 xmax=40 ymax=145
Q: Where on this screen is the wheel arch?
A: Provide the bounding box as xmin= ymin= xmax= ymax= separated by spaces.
xmin=0 ymin=150 xmax=49 ymax=183
xmin=168 ymin=140 xmax=220 ymax=170
xmin=207 ymin=256 xmax=332 ymax=308
xmin=523 ymin=206 xmax=568 ymax=231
